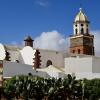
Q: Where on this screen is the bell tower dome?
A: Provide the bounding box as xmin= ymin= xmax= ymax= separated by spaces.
xmin=70 ymin=8 xmax=94 ymax=55
xmin=74 ymin=8 xmax=89 ymax=35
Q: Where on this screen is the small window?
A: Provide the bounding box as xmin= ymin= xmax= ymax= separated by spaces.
xmin=75 ymin=29 xmax=78 ymax=35
xmin=86 ymin=28 xmax=88 ymax=34
xmin=73 ymin=50 xmax=75 ymax=53
xmin=78 ymin=49 xmax=80 ymax=54
xmin=81 ymin=24 xmax=83 ymax=26
xmin=81 ymin=28 xmax=84 ymax=34
xmin=75 ymin=24 xmax=77 ymax=27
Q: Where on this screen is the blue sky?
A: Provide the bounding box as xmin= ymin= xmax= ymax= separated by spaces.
xmin=0 ymin=0 xmax=100 ymax=46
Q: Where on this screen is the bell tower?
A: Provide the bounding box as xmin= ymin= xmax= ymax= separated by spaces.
xmin=24 ymin=36 xmax=34 ymax=47
xmin=70 ymin=8 xmax=94 ymax=55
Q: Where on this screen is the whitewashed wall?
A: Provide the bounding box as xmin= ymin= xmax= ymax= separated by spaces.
xmin=19 ymin=47 xmax=64 ymax=68
xmin=20 ymin=46 xmax=36 ymax=65
xmin=0 ymin=43 xmax=64 ymax=68
xmin=65 ymin=56 xmax=92 ymax=73
xmin=39 ymin=49 xmax=64 ymax=68
xmin=92 ymin=57 xmax=100 ymax=73
xmin=8 ymin=50 xmax=20 ymax=62
xmin=65 ymin=56 xmax=100 ymax=79
xmin=74 ymin=72 xmax=100 ymax=79
xmin=3 ymin=61 xmax=66 ymax=79
xmin=3 ymin=61 xmax=50 ymax=78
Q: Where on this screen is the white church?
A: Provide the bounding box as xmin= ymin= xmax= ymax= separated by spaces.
xmin=0 ymin=8 xmax=100 ymax=86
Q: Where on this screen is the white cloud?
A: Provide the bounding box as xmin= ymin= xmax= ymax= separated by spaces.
xmin=92 ymin=30 xmax=100 ymax=56
xmin=34 ymin=30 xmax=100 ymax=56
xmin=35 ymin=0 xmax=49 ymax=7
xmin=10 ymin=30 xmax=100 ymax=56
xmin=34 ymin=31 xmax=68 ymax=52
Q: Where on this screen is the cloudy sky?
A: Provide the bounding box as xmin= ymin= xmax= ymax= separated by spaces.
xmin=0 ymin=0 xmax=100 ymax=55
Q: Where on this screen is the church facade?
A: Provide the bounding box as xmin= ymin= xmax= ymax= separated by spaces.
xmin=0 ymin=8 xmax=100 ymax=86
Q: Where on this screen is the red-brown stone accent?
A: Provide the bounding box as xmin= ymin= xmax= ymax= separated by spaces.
xmin=69 ymin=34 xmax=94 ymax=55
xmin=33 ymin=49 xmax=41 ymax=69
xmin=5 ymin=51 xmax=10 ymax=61
xmin=70 ymin=45 xmax=94 ymax=55
xmin=0 ymin=64 xmax=2 ymax=68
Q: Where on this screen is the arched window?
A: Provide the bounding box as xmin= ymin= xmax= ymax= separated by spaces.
xmin=75 ymin=24 xmax=77 ymax=27
xmin=87 ymin=24 xmax=88 ymax=27
xmin=81 ymin=24 xmax=84 ymax=27
xmin=46 ymin=60 xmax=52 ymax=67
xmin=86 ymin=28 xmax=88 ymax=34
xmin=73 ymin=50 xmax=75 ymax=53
xmin=81 ymin=28 xmax=84 ymax=34
xmin=75 ymin=28 xmax=78 ymax=35
xmin=78 ymin=49 xmax=80 ymax=54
